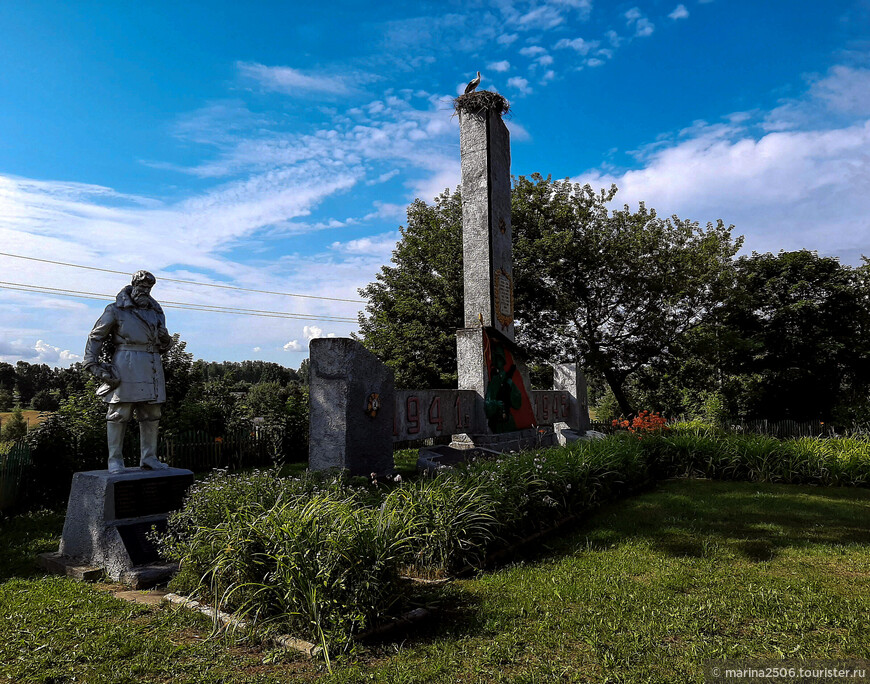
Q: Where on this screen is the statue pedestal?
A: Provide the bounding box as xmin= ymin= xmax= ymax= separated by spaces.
xmin=40 ymin=467 xmax=193 ymax=587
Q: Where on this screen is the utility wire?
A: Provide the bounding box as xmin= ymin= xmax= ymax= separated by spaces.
xmin=0 ymin=251 xmax=365 ymax=304
xmin=0 ymin=282 xmax=360 ymax=323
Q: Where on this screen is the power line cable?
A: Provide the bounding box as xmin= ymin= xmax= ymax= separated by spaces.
xmin=0 ymin=282 xmax=360 ymax=323
xmin=0 ymin=251 xmax=365 ymax=304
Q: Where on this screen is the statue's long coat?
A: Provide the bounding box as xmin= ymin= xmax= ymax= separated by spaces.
xmin=84 ymin=286 xmax=173 ymax=404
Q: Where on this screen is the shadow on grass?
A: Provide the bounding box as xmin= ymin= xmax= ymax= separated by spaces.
xmin=0 ymin=509 xmax=64 ymax=582
xmin=359 ymin=585 xmax=486 ymax=657
xmin=549 ymin=479 xmax=870 ymax=564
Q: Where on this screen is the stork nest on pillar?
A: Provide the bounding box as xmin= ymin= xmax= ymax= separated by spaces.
xmin=453 ymin=90 xmax=511 ymax=117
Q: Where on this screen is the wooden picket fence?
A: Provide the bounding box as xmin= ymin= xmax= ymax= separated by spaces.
xmin=161 ymin=426 xmax=285 ymax=471
xmin=0 ymin=440 xmax=32 ymax=512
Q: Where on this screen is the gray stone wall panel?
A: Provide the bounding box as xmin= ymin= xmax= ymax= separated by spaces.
xmin=308 ymin=338 xmax=395 ymax=475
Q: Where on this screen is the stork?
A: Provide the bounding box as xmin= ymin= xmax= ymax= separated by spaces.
xmin=464 ymin=71 xmax=481 ymax=94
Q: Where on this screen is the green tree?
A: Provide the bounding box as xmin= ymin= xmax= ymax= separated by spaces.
xmin=512 ymin=175 xmax=741 ymax=416
xmin=0 ymin=389 xmax=12 ymax=412
xmin=1 ymin=406 xmax=28 ymax=442
xmin=243 ymin=381 xmax=290 ymax=422
xmin=298 ymin=358 xmax=310 ymax=386
xmin=31 ymin=389 xmax=60 ymax=411
xmin=356 ymin=189 xmax=464 ymax=388
xmin=633 ymin=250 xmax=870 ymax=422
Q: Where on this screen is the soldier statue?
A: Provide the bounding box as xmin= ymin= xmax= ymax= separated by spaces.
xmin=83 ymin=270 xmax=174 ymax=473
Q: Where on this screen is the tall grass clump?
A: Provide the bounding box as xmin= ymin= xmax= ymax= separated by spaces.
xmin=460 ymin=436 xmax=651 ymax=539
xmin=642 ymin=428 xmax=870 ymax=486
xmin=160 ymin=477 xmax=411 ymax=650
xmin=381 ymin=475 xmax=498 ymax=576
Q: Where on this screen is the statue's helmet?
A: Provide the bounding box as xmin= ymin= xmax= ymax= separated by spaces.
xmin=131 ymin=270 xmax=156 ymax=288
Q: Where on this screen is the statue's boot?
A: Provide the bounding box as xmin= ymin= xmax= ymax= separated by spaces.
xmin=139 ymin=420 xmax=169 ymax=470
xmin=107 ymin=421 xmax=126 ymax=473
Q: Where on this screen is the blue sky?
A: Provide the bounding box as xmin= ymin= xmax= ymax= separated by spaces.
xmin=1 ymin=0 xmax=869 ymax=368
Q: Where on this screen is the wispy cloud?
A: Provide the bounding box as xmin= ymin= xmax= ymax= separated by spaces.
xmin=330 ymin=231 xmax=400 ymax=257
xmin=237 ymin=61 xmax=359 ymax=97
xmin=508 ymin=76 xmax=532 ymax=95
xmin=668 ymin=4 xmax=689 ymax=20
xmin=554 ymin=37 xmax=599 ymax=54
xmin=519 ymin=45 xmax=547 ymax=57
xmin=488 ymin=60 xmax=512 ymax=73
xmin=624 ymin=8 xmax=655 ymax=37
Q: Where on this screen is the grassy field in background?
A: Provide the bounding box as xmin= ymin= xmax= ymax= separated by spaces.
xmin=1 ymin=478 xmax=868 ymax=683
xmin=0 ymin=409 xmax=50 ymax=431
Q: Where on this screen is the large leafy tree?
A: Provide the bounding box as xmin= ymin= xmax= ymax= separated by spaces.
xmin=357 ymin=174 xmax=742 ymax=414
xmin=512 ymin=174 xmax=742 ymax=416
xmin=356 ymin=190 xmax=464 ymax=389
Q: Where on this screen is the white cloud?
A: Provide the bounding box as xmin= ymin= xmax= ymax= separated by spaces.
xmin=668 ymin=4 xmax=689 ymax=20
xmin=605 ymin=30 xmax=625 ymax=48
xmin=252 ymin=346 xmax=261 ymax=352
xmin=576 ymin=115 xmax=870 ymax=263
xmin=555 ymin=37 xmax=599 ymax=54
xmin=809 ymin=66 xmax=870 ymax=116
xmin=0 ymin=338 xmax=81 ymax=366
xmin=237 ymin=62 xmax=355 ymax=97
xmin=514 ymin=5 xmax=565 ymax=30
xmin=381 ymin=13 xmax=498 ymax=57
xmin=634 ymin=18 xmax=655 ymax=37
xmin=520 ymin=45 xmax=547 ymax=57
xmin=366 ymin=169 xmax=400 ymax=186
xmin=283 ymin=340 xmax=302 ymax=351
xmin=536 ymin=54 xmax=554 ymax=66
xmin=330 ymin=231 xmax=400 ymax=257
xmin=508 ymin=76 xmax=532 ymax=95
xmin=362 ymin=201 xmax=405 ymax=222
xmin=585 ymin=58 xmax=605 ymax=67
xmin=487 ymin=60 xmax=511 ymax=73
xmin=624 ymin=8 xmax=654 ymax=37
xmin=765 ymin=65 xmax=870 ymax=131
xmin=303 ymin=325 xmax=337 ymax=343
xmin=498 ymin=33 xmax=519 ymax=45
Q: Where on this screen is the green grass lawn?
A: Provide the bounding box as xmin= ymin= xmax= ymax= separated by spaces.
xmin=2 ymin=479 xmax=868 ymax=683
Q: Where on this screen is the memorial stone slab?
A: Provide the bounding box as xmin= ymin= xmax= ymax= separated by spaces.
xmin=309 ymin=337 xmax=395 ymax=475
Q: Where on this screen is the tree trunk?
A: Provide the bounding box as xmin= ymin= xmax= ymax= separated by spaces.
xmin=603 ymin=368 xmax=634 ymax=418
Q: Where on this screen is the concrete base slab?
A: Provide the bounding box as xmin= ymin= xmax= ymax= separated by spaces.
xmin=119 ymin=562 xmax=178 ymax=589
xmin=451 ymin=428 xmax=558 ymax=453
xmin=417 ymin=444 xmax=501 ymax=473
xmin=38 ymin=551 xmax=102 ymax=581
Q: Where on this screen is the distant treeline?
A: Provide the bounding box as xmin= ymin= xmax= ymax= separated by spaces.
xmin=0 ymin=355 xmax=308 ymax=412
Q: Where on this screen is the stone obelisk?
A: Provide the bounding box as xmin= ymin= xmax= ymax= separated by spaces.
xmin=458 ymin=102 xmax=514 ymax=341
xmin=454 ymin=94 xmax=529 ymax=438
